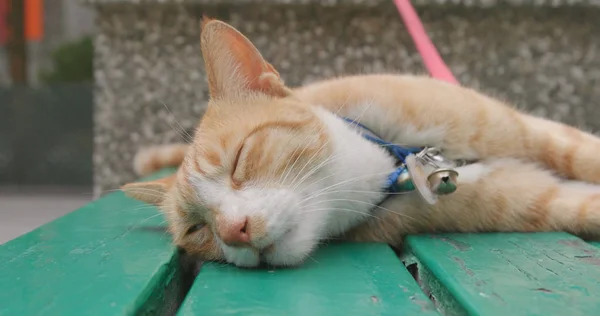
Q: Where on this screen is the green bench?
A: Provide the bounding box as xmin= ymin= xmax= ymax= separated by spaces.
xmin=2 ymin=169 xmax=600 ymax=315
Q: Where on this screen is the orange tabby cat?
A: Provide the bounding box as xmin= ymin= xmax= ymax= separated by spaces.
xmin=123 ymin=18 xmax=600 ymax=267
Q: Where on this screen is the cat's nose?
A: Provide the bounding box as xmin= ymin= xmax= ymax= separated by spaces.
xmin=218 ymin=217 xmax=251 ymax=247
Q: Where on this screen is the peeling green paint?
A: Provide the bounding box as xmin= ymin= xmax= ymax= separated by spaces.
xmin=406 ymin=233 xmax=600 ymax=316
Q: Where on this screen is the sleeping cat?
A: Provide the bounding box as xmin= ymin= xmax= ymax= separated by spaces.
xmin=123 ymin=18 xmax=600 ymax=268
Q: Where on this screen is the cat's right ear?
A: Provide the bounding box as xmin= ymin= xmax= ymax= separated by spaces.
xmin=199 ymin=17 xmax=291 ymax=100
xmin=121 ymin=174 xmax=176 ymax=206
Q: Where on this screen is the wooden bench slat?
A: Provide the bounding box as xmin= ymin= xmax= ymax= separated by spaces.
xmin=404 ymin=232 xmax=600 ymax=316
xmin=0 ymin=169 xmax=178 ymax=316
xmin=589 ymin=241 xmax=600 ymax=249
xmin=178 ymin=243 xmax=438 ymax=316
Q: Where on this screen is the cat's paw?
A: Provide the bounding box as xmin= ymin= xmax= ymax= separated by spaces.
xmin=133 ymin=143 xmax=188 ymax=176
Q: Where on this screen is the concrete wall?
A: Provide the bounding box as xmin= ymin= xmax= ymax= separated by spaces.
xmin=84 ymin=0 xmax=600 ymax=195
xmin=64 ymin=0 xmax=95 ymax=40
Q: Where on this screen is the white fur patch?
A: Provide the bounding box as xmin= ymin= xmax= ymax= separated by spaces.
xmin=455 ymin=163 xmax=492 ymax=184
xmin=562 ymin=181 xmax=600 ymax=194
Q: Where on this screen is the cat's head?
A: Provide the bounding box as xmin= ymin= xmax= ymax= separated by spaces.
xmin=122 ymin=18 xmax=336 ymax=267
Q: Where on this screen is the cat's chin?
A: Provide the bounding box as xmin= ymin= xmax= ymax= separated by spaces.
xmin=222 ymin=246 xmax=310 ymax=268
xmin=221 ymin=227 xmax=320 ymax=268
xmin=221 ymin=246 xmax=261 ymax=267
xmin=259 ymin=225 xmax=320 ymax=267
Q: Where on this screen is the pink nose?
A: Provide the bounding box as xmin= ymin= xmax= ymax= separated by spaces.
xmin=218 ymin=217 xmax=251 ymax=247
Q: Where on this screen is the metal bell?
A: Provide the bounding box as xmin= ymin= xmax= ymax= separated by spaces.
xmin=427 ymin=168 xmax=459 ymax=195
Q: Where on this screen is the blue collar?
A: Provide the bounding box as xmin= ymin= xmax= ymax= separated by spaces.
xmin=341 ymin=117 xmax=423 ymax=193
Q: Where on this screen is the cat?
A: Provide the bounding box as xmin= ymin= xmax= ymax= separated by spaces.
xmin=122 ymin=17 xmax=600 ymax=268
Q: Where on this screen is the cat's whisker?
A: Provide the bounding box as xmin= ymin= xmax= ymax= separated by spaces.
xmin=119 ymin=213 xmax=168 ymax=238
xmin=298 ymin=207 xmax=382 ymax=220
xmin=118 ymin=192 xmax=168 ymax=202
xmin=279 ymin=143 xmax=308 ymax=186
xmin=279 ymin=131 xmax=318 ymax=186
xmin=294 ymin=158 xmax=385 ymax=194
xmin=159 ymin=100 xmax=194 ymax=143
xmin=283 ymin=121 xmax=332 ymax=186
xmin=92 ymin=187 xmax=143 ymax=196
xmin=113 ymin=204 xmax=158 ymax=213
xmin=292 ymin=144 xmax=398 ymax=192
xmin=296 ymin=169 xmax=395 ymax=206
xmin=288 ymin=124 xmax=334 ymax=188
xmin=345 ymin=99 xmax=374 ymax=128
xmin=302 ymin=198 xmax=416 ymax=221
xmin=291 ymin=151 xmax=345 ymax=190
xmin=276 ymin=129 xmax=306 ymax=185
xmin=294 ymin=165 xmax=353 ymax=193
xmin=156 ymin=220 xmax=172 ymax=236
xmin=299 ymin=188 xmax=413 ymax=207
xmin=289 ymin=150 xmax=334 ymax=186
xmin=118 ymin=198 xmax=179 ymax=211
xmin=101 ymin=188 xmax=129 ymax=193
xmin=305 ymin=253 xmax=320 ymax=264
xmin=119 ymin=187 xmax=169 ymax=195
xmin=329 ymin=89 xmax=353 ymax=116
xmin=116 ymin=204 xmax=169 ymax=214
xmin=322 ymin=189 xmax=413 ymax=196
xmin=99 ymin=187 xmax=171 ymax=203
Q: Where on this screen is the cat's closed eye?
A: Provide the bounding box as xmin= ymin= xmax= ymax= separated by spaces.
xmin=185 ymin=223 xmax=206 ymax=235
xmin=231 ymin=142 xmax=245 ymax=187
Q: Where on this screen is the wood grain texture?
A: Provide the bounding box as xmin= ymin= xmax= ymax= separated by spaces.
xmin=405 ymin=233 xmax=600 ymax=316
xmin=178 ymin=243 xmax=438 ymax=316
xmin=0 ymin=168 xmax=179 ymax=316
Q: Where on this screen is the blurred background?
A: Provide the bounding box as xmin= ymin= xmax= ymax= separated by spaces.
xmin=0 ymin=0 xmax=94 ymax=243
xmin=0 ymin=0 xmax=598 ymax=245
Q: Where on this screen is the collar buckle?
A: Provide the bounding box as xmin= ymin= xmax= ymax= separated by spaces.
xmin=342 ymin=117 xmax=465 ymax=203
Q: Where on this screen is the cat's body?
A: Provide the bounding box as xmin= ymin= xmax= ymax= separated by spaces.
xmin=123 ymin=18 xmax=600 ymax=268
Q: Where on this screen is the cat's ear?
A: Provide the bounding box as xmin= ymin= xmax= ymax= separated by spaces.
xmin=200 ymin=17 xmax=292 ymax=99
xmin=121 ymin=174 xmax=176 ymax=205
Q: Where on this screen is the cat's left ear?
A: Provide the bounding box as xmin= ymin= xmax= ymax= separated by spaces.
xmin=121 ymin=174 xmax=176 ymax=206
xmin=200 ymin=18 xmax=292 ymax=99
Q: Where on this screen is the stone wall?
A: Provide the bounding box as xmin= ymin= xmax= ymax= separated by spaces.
xmin=84 ymin=0 xmax=600 ymax=196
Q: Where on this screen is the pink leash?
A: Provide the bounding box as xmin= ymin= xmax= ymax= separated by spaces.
xmin=392 ymin=0 xmax=458 ymax=85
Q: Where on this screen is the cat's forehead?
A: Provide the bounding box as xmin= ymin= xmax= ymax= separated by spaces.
xmin=191 ymin=97 xmax=317 ymax=157
xmin=200 ymin=96 xmax=311 ymax=129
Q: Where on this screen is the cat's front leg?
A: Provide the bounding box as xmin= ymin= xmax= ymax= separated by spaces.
xmin=338 ymin=208 xmax=418 ymax=249
xmin=132 ymin=143 xmax=189 ymax=176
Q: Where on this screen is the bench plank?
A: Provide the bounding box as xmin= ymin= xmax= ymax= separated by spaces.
xmin=0 ymin=169 xmax=178 ymax=316
xmin=404 ymin=232 xmax=600 ymax=316
xmin=178 ymin=243 xmax=438 ymax=316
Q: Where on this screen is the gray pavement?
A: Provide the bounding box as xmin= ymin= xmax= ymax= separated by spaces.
xmin=0 ymin=187 xmax=92 ymax=244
